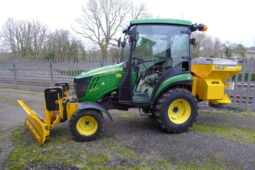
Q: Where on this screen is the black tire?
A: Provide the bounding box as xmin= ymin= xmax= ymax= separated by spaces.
xmin=154 ymin=88 xmax=198 ymax=133
xmin=69 ymin=109 xmax=104 ymax=141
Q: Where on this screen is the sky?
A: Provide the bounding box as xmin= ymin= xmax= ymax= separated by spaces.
xmin=0 ymin=0 xmax=255 ymax=48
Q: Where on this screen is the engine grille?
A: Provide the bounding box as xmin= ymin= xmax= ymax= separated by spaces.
xmin=74 ymin=77 xmax=91 ymax=99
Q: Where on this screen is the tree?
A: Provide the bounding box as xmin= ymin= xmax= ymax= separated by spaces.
xmin=1 ymin=18 xmax=48 ymax=58
xmin=45 ymin=29 xmax=86 ymax=60
xmin=191 ymin=32 xmax=224 ymax=58
xmin=236 ymin=44 xmax=247 ymax=58
xmin=129 ymin=2 xmax=151 ymax=20
xmin=76 ymin=0 xmax=150 ymax=65
xmin=223 ymin=42 xmax=233 ymax=58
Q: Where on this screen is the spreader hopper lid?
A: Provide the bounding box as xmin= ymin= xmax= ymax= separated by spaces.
xmin=192 ymin=57 xmax=241 ymax=65
xmin=191 ymin=58 xmax=242 ymax=80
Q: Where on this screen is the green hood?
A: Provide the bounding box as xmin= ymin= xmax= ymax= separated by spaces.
xmin=75 ymin=62 xmax=124 ymax=79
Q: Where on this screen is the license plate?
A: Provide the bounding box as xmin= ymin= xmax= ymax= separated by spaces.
xmin=225 ymin=82 xmax=235 ymax=90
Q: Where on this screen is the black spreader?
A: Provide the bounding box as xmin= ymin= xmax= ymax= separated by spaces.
xmin=55 ymin=82 xmax=69 ymax=92
xmin=44 ymin=87 xmax=63 ymax=111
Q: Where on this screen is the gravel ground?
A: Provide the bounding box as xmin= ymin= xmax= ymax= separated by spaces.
xmin=0 ymin=88 xmax=255 ymax=169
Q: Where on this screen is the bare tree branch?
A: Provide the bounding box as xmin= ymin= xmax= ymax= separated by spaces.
xmin=75 ymin=0 xmax=150 ymax=61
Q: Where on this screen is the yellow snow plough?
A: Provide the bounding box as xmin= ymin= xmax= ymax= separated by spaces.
xmin=18 ymin=83 xmax=78 ymax=145
xmin=17 ymin=18 xmax=242 ymax=146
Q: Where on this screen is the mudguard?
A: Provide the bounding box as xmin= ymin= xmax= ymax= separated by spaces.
xmin=17 ymin=100 xmax=49 ymax=146
xmin=78 ymin=102 xmax=113 ymax=121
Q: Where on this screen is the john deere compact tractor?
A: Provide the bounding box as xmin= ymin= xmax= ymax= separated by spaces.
xmin=18 ymin=18 xmax=242 ymax=145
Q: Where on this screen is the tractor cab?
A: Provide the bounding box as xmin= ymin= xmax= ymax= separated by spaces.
xmin=119 ymin=19 xmax=205 ymax=105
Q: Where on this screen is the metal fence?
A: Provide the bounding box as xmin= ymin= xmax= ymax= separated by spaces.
xmin=0 ymin=59 xmax=113 ymax=92
xmin=0 ymin=58 xmax=254 ymax=111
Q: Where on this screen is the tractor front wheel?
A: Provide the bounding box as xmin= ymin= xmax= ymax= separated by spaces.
xmin=69 ymin=109 xmax=104 ymax=141
xmin=154 ymin=88 xmax=198 ymax=133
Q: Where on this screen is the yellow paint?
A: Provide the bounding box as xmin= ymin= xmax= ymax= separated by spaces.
xmin=191 ymin=77 xmax=198 ymax=96
xmin=17 ymin=93 xmax=66 ymax=146
xmin=191 ymin=64 xmax=242 ymax=81
xmin=209 ymin=94 xmax=231 ymax=105
xmin=66 ymin=102 xmax=78 ymax=119
xmin=90 ymin=68 xmax=123 ymax=76
xmin=17 ymin=100 xmax=49 ymax=146
xmin=191 ymin=63 xmax=242 ymax=103
xmin=197 ymin=78 xmax=224 ymax=100
xmin=115 ymin=73 xmax=122 ymax=78
xmin=76 ymin=116 xmax=98 ymax=136
xmin=44 ymin=95 xmax=64 ymax=128
xmin=168 ymin=99 xmax=191 ymax=124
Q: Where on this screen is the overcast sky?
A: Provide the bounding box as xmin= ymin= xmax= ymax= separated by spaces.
xmin=1 ymin=0 xmax=255 ymax=47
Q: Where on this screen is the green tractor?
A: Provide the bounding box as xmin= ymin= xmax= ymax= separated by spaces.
xmin=18 ymin=18 xmax=241 ymax=145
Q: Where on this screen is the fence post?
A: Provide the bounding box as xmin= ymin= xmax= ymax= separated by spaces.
xmin=239 ymin=59 xmax=246 ymax=108
xmin=49 ymin=60 xmax=54 ymax=86
xmin=246 ymin=57 xmax=253 ymax=108
xmin=12 ymin=63 xmax=17 ymax=89
xmin=233 ymin=74 xmax=238 ymax=106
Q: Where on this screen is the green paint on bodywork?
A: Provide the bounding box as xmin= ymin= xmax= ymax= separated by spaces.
xmin=77 ymin=63 xmax=125 ymax=102
xmin=131 ymin=70 xmax=137 ymax=86
xmin=77 ymin=62 xmax=138 ymax=103
xmin=153 ymin=73 xmax=193 ymax=101
xmin=130 ymin=18 xmax=193 ymax=26
xmin=76 ymin=62 xmax=124 ymax=79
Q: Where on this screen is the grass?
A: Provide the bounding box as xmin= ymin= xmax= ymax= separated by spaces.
xmin=8 ymin=127 xmax=144 ymax=169
xmin=199 ymin=110 xmax=255 ymax=119
xmin=177 ymin=162 xmax=226 ymax=170
xmin=7 ymin=124 xmax=235 ymax=170
xmin=8 ymin=128 xmax=107 ymax=169
xmin=191 ymin=124 xmax=255 ymax=144
xmin=0 ymin=130 xmax=9 ymax=140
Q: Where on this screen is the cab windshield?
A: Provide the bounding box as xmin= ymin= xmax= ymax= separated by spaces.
xmin=133 ymin=25 xmax=190 ymax=68
xmin=121 ymin=24 xmax=190 ymax=69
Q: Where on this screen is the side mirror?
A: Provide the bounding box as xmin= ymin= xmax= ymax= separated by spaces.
xmin=190 ymin=38 xmax=196 ymax=45
xmin=191 ymin=24 xmax=208 ymax=32
xmin=117 ymin=37 xmax=121 ymax=48
xmin=121 ymin=40 xmax=126 ymax=48
xmin=128 ymin=26 xmax=137 ymax=42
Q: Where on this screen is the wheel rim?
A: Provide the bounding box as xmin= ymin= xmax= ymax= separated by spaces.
xmin=168 ymin=99 xmax=191 ymax=124
xmin=76 ymin=116 xmax=98 ymax=136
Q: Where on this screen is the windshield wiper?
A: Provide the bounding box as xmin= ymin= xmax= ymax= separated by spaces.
xmin=181 ymin=30 xmax=191 ymax=34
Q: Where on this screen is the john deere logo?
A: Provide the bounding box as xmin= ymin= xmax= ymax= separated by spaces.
xmin=115 ymin=73 xmax=122 ymax=78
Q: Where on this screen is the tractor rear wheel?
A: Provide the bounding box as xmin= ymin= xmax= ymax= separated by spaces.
xmin=154 ymin=88 xmax=198 ymax=133
xmin=69 ymin=109 xmax=104 ymax=141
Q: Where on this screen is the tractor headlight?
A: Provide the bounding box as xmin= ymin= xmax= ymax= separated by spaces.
xmin=74 ymin=77 xmax=91 ymax=99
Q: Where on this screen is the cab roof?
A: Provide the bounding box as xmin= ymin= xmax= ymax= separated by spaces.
xmin=130 ymin=18 xmax=193 ymax=26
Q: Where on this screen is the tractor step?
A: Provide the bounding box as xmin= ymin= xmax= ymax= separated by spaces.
xmin=132 ymin=92 xmax=150 ymax=104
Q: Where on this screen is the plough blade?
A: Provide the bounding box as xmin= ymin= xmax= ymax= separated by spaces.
xmin=17 ymin=100 xmax=50 ymax=146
